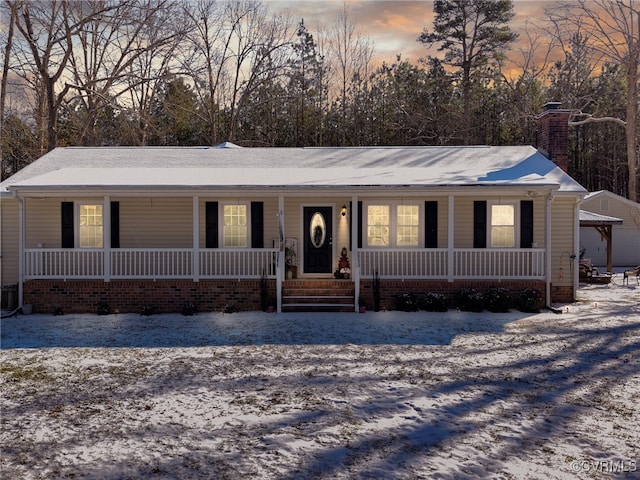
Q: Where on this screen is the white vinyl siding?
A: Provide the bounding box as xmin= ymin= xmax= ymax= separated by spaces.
xmin=581 ymin=192 xmax=640 ymax=266
xmin=24 ymin=199 xmax=60 ymax=249
xmin=1 ymin=197 xmax=19 ymax=285
xmin=454 ymin=198 xmax=476 ymax=248
xmin=118 ymin=197 xmax=192 ymax=248
xmin=551 ymin=197 xmax=577 ymax=287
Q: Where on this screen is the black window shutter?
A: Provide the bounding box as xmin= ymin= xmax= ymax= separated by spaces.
xmin=110 ymin=201 xmax=120 ymax=248
xmin=473 ymin=201 xmax=487 ymax=248
xmin=251 ymin=202 xmax=264 ymax=248
xmin=205 ymin=201 xmax=219 ymax=248
xmin=61 ymin=202 xmax=74 ymax=248
xmin=425 ymin=201 xmax=438 ymax=248
xmin=520 ymin=200 xmax=534 ymax=248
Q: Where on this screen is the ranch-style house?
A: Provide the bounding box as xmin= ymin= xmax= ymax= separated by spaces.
xmin=0 ymin=103 xmax=587 ymax=313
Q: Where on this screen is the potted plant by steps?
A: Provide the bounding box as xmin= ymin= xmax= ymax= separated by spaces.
xmin=285 ymin=239 xmax=297 ymax=279
xmin=335 ymin=247 xmax=351 ymax=279
xmin=21 ymin=304 xmax=33 ymax=315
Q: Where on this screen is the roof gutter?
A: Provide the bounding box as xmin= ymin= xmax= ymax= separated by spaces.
xmin=7 ymin=183 xmax=566 ymax=198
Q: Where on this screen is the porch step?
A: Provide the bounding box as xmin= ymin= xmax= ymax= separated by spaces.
xmin=281 ymin=280 xmax=355 ymax=312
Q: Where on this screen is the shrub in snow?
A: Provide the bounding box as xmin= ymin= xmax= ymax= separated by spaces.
xmin=97 ymin=302 xmax=111 ymax=316
xmin=141 ymin=305 xmax=155 ymax=316
xmin=420 ymin=292 xmax=449 ymax=312
xmin=396 ymin=292 xmax=419 ymax=312
xmin=455 ymin=287 xmax=484 ymax=312
xmin=516 ymin=288 xmax=544 ymax=313
xmin=484 ymin=287 xmax=512 ymax=313
xmin=181 ymin=302 xmax=198 ymax=316
xmin=223 ymin=303 xmax=239 ymax=314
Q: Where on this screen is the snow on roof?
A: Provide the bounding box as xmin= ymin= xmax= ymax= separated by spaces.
xmin=579 ymin=210 xmax=623 ymax=225
xmin=2 ymin=145 xmax=587 ymax=194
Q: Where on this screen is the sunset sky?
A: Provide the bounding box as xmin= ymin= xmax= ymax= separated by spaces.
xmin=271 ymin=0 xmax=558 ymax=68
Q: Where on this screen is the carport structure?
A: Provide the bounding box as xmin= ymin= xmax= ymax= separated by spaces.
xmin=579 ymin=210 xmax=623 ymax=273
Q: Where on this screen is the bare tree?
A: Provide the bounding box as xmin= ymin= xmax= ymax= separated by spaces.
xmin=500 ymin=20 xmax=558 ymax=102
xmin=222 ymin=1 xmax=293 ymax=142
xmin=0 ymin=1 xmax=15 ymax=135
xmin=182 ymin=0 xmax=232 ymax=146
xmin=328 ymin=1 xmax=374 ymax=144
xmin=6 ymin=0 xmax=119 ymax=151
xmin=182 ymin=0 xmax=293 ymax=144
xmin=64 ymin=0 xmax=189 ymax=145
xmin=547 ymin=0 xmax=639 ymax=201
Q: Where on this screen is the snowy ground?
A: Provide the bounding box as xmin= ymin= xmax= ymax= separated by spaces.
xmin=1 ymin=277 xmax=639 ymax=479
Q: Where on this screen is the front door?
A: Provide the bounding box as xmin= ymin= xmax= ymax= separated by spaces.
xmin=303 ymin=206 xmax=333 ymax=274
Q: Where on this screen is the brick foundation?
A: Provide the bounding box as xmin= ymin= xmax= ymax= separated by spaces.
xmin=550 ymin=284 xmax=574 ymax=303
xmin=23 ymin=278 xmax=572 ymax=315
xmin=24 ymin=279 xmax=277 ymax=315
xmin=358 ymin=279 xmax=550 ymax=311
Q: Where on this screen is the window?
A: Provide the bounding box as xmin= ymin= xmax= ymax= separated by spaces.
xmin=367 ymin=205 xmax=390 ymax=246
xmin=397 ymin=205 xmax=419 ymax=246
xmin=79 ymin=204 xmax=103 ymax=248
xmin=490 ymin=204 xmax=515 ymax=247
xmin=223 ymin=204 xmax=247 ymax=247
xmin=366 ymin=203 xmax=420 ymax=247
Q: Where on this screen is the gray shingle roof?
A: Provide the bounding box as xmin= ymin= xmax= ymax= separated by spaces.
xmin=2 ymin=145 xmax=587 ymax=194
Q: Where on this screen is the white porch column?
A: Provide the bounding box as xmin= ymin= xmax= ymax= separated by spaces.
xmin=193 ymin=196 xmax=200 ymax=282
xmin=352 ymin=195 xmax=359 ymax=312
xmin=447 ymin=195 xmax=454 ymax=282
xmin=104 ymin=197 xmax=111 ymax=282
xmin=277 ymin=196 xmax=285 ymax=313
xmin=545 ymin=193 xmax=553 ymax=305
xmin=18 ymin=196 xmax=25 ymax=307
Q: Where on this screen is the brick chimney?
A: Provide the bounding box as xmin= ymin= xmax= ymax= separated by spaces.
xmin=537 ymin=102 xmax=571 ymax=172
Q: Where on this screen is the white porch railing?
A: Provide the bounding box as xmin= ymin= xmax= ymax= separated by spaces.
xmin=359 ymin=249 xmax=448 ymax=278
xmin=454 ymin=248 xmax=545 ymax=279
xmin=199 ymin=249 xmax=277 ymax=278
xmin=24 ymin=249 xmax=104 ymax=279
xmin=25 ymin=248 xmax=543 ymax=281
xmin=24 ymin=248 xmax=278 ymax=280
xmin=111 ymin=249 xmax=193 ymax=278
xmin=358 ymin=248 xmax=545 ymax=280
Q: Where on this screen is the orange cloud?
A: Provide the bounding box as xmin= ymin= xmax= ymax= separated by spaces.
xmin=269 ymin=0 xmax=600 ymax=75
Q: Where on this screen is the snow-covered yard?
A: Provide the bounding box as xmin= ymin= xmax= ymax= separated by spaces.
xmin=1 ymin=281 xmax=638 ymax=479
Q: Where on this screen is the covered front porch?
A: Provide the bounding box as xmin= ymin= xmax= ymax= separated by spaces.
xmin=12 ymin=185 xmax=564 ymax=312
xmin=21 ymin=247 xmax=547 ymax=313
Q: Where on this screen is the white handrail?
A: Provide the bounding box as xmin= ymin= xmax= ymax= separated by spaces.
xmin=24 ymin=247 xmax=543 ymax=280
xmin=24 ymin=248 xmax=278 ymax=280
xmin=358 ymin=248 xmax=545 ymax=279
